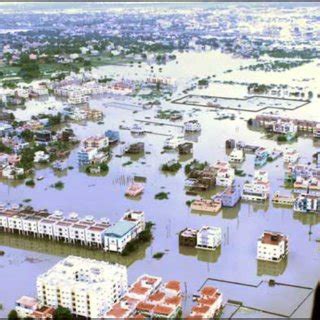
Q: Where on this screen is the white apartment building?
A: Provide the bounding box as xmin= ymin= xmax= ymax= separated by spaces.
xmin=242 ymin=170 xmax=270 ymax=201
xmin=36 ymin=256 xmax=128 ymax=318
xmin=228 ymin=148 xmax=245 ymax=163
xmin=67 ymin=93 xmax=89 ymax=105
xmin=34 ymin=151 xmax=50 ymax=163
xmin=38 ymin=218 xmax=56 ymax=238
xmin=2 ymin=165 xmax=24 ymax=179
xmin=272 ymin=120 xmax=297 ymax=135
xmin=215 ymin=166 xmax=235 ymax=187
xmin=284 ymin=148 xmax=300 ymax=164
xmin=196 ymin=226 xmax=222 ymax=251
xmin=104 ymin=211 xmax=145 ymax=253
xmin=242 ymin=182 xmax=269 ymax=201
xmin=85 ymin=224 xmax=108 ymax=247
xmin=184 ymin=120 xmax=201 ymax=132
xmin=83 ymin=135 xmax=109 ymax=149
xmin=22 ymin=216 xmax=41 ymax=235
xmin=257 ymin=231 xmax=288 ymax=262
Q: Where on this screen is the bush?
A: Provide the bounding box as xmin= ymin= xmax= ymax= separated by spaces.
xmin=161 ymin=161 xmax=181 ymax=173
xmin=153 ymin=252 xmax=165 ymax=259
xmin=53 ymin=306 xmax=73 ymax=320
xmin=184 ymin=159 xmax=208 ymax=175
xmin=277 ymin=135 xmax=288 ymax=142
xmin=155 ymin=192 xmax=169 ymax=200
xmin=25 ymin=179 xmax=35 ymax=187
xmin=8 ymin=310 xmax=18 ymax=320
xmin=100 ymin=162 xmax=109 ymax=172
xmin=53 ymin=181 xmax=64 ymax=189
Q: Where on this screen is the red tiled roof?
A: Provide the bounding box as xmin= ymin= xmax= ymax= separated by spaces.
xmin=165 ymin=295 xmax=182 ymax=306
xmin=148 ymin=291 xmax=165 ymax=302
xmin=198 ymin=296 xmax=218 ymax=306
xmin=200 ymin=286 xmax=217 ymax=297
xmin=191 ymin=305 xmax=210 ymax=314
xmin=136 ymin=302 xmax=154 ymax=312
xmin=106 ymin=303 xmax=129 ymax=318
xmin=165 ymin=280 xmax=180 ymax=292
xmin=153 ymin=304 xmax=174 ymax=316
xmin=130 ymin=284 xmax=149 ymax=296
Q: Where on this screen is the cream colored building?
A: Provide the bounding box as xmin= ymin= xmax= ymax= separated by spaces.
xmin=257 ymin=231 xmax=288 ymax=262
xmin=36 ymin=256 xmax=128 ymax=318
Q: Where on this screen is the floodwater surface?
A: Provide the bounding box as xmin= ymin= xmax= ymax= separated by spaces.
xmin=1 ymin=50 xmax=320 ymax=317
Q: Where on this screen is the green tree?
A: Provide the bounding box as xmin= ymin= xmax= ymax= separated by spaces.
xmin=53 ymin=306 xmax=72 ymax=320
xmin=8 ymin=309 xmax=18 ymax=320
xmin=20 ymin=129 xmax=34 ymax=142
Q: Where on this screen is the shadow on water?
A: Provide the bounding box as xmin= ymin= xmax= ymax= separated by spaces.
xmin=0 ymin=233 xmax=148 ymax=267
xmin=179 ymin=245 xmax=221 ymax=264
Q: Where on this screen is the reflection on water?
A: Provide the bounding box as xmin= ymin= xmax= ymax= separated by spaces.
xmin=179 ymin=245 xmax=221 ymax=264
xmin=178 ymin=153 xmax=193 ymax=163
xmin=222 ymin=205 xmax=241 ymax=220
xmin=0 ymin=233 xmax=147 ymax=267
xmin=293 ymin=212 xmax=320 ymax=226
xmin=257 ymin=259 xmax=288 ymax=276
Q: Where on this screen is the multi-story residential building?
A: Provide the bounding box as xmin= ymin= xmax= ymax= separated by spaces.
xmin=189 ymin=286 xmax=223 ymax=319
xmin=228 ymin=148 xmax=245 ymax=163
xmin=34 ymin=130 xmax=52 ymax=145
xmin=36 ymin=256 xmax=128 ymax=318
xmin=242 ymin=170 xmax=270 ymax=201
xmin=22 ymin=215 xmax=42 ymax=235
xmin=284 ymin=148 xmax=300 ymax=164
xmin=122 ymin=210 xmax=146 ymax=234
xmin=179 ymin=228 xmax=198 ymax=247
xmin=213 ymin=161 xmax=235 ymax=187
xmin=34 ymin=151 xmax=50 ymax=163
xmin=272 ymin=191 xmax=295 ymax=206
xmin=220 ymin=184 xmax=241 ymax=207
xmin=104 ymin=211 xmax=145 ymax=253
xmin=257 ymin=231 xmax=288 ymax=262
xmin=294 ymin=176 xmax=320 ymax=196
xmin=77 ymin=147 xmax=98 ymax=166
xmin=272 ymin=119 xmax=297 ymax=135
xmin=285 ymin=163 xmax=320 ymax=182
xmin=184 ymin=120 xmax=201 ymax=132
xmin=83 ymin=136 xmax=109 ymax=149
xmin=2 ymin=165 xmax=24 ymax=180
xmin=254 ymin=147 xmax=269 ymax=167
xmin=196 ymin=226 xmax=222 ymax=251
xmin=37 ymin=218 xmax=57 ymax=239
xmin=0 ymin=208 xmax=116 ymax=249
xmin=293 ymin=194 xmax=320 ymax=213
xmin=67 ymin=93 xmax=89 ymax=105
xmin=85 ymin=223 xmax=109 ymax=248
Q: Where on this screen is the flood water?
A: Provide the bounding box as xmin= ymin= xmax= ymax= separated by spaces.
xmin=1 ymin=50 xmax=320 ymax=317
